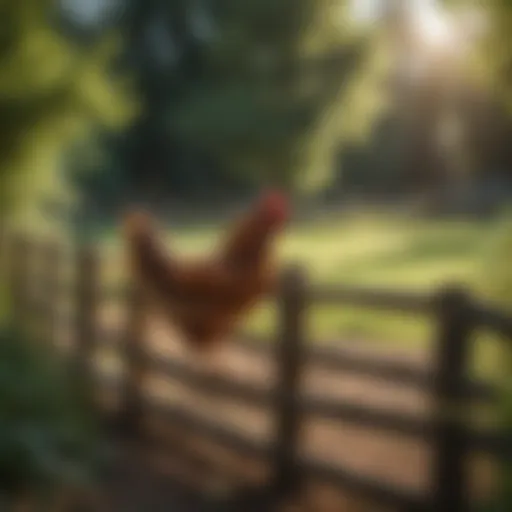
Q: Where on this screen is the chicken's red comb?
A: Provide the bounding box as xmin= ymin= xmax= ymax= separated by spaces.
xmin=258 ymin=189 xmax=289 ymax=225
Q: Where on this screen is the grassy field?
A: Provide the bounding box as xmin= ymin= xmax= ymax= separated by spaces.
xmin=99 ymin=211 xmax=505 ymax=366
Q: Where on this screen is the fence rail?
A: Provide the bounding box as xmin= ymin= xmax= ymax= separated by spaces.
xmin=145 ymin=395 xmax=427 ymax=511
xmin=96 ymin=323 xmax=497 ymax=403
xmin=2 ymin=231 xmax=511 ymax=512
xmin=145 ymin=351 xmax=502 ymax=453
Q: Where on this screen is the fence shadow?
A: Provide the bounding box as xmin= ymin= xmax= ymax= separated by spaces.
xmin=2 ymin=229 xmax=511 ymax=512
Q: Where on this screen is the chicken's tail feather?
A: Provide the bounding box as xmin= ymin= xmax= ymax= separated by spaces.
xmin=123 ymin=209 xmax=177 ymax=295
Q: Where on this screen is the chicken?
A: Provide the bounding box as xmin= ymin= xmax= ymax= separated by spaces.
xmin=123 ymin=190 xmax=289 ymax=354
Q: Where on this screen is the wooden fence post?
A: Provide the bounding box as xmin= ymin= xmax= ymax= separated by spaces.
xmin=75 ymin=244 xmax=99 ymax=394
xmin=431 ymin=285 xmax=473 ymax=512
xmin=271 ymin=264 xmax=308 ymax=498
xmin=40 ymin=239 xmax=61 ymax=347
xmin=119 ymin=279 xmax=148 ymax=437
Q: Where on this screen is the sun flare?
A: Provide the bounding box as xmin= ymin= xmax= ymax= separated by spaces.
xmin=414 ymin=0 xmax=457 ymax=48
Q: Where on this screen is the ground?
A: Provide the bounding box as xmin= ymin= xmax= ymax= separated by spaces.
xmin=86 ymin=314 xmax=498 ymax=511
xmin=99 ymin=211 xmax=506 ymax=377
xmin=57 ymin=211 xmax=505 ymax=510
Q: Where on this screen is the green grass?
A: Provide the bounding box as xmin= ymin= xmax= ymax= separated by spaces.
xmin=98 ymin=211 xmax=504 ymax=376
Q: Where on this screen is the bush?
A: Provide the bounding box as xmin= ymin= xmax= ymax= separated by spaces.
xmin=0 ymin=328 xmax=104 ymax=507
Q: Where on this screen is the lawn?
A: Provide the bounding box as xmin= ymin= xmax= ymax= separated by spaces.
xmin=98 ymin=211 xmax=502 ymax=367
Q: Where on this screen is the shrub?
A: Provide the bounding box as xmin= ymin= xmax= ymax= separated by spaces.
xmin=0 ymin=328 xmax=103 ymax=508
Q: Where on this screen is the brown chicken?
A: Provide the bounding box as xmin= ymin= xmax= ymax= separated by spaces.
xmin=123 ymin=190 xmax=289 ymax=354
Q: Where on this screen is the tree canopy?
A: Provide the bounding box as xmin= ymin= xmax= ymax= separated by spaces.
xmin=0 ymin=0 xmax=134 ymax=227
xmin=444 ymin=0 xmax=512 ymax=110
xmin=168 ymin=0 xmax=388 ymax=194
xmin=71 ymin=0 xmax=389 ymax=209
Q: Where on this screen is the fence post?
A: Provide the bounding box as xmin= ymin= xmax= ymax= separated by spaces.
xmin=431 ymin=285 xmax=473 ymax=512
xmin=119 ymin=279 xmax=148 ymax=437
xmin=40 ymin=239 xmax=61 ymax=347
xmin=75 ymin=244 xmax=99 ymax=395
xmin=271 ymin=264 xmax=307 ymax=498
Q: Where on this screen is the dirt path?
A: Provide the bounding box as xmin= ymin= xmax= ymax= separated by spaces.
xmin=143 ymin=321 xmax=432 ymax=492
xmin=86 ymin=309 xmax=496 ymax=510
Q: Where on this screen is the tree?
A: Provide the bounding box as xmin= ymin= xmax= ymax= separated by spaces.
xmin=72 ymin=0 xmax=226 ymax=208
xmin=0 ymin=0 xmax=134 ymax=228
xmin=442 ymin=0 xmax=512 ymax=109
xmin=473 ymin=0 xmax=512 ymax=111
xmin=72 ymin=0 xmax=388 ymax=210
xmin=169 ymin=0 xmax=387 ymax=195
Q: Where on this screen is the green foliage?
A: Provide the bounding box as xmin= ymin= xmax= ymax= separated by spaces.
xmin=478 ymin=209 xmax=512 ymax=308
xmin=446 ymin=0 xmax=512 ymax=114
xmin=169 ymin=0 xmax=388 ymax=194
xmin=70 ymin=0 xmax=389 ymax=206
xmin=0 ymin=327 xmax=103 ymax=504
xmin=479 ymin=0 xmax=512 ymax=106
xmin=0 ymin=0 xmax=135 ymax=229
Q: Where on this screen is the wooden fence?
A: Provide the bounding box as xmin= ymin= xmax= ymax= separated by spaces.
xmin=2 ymin=230 xmax=512 ymax=512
